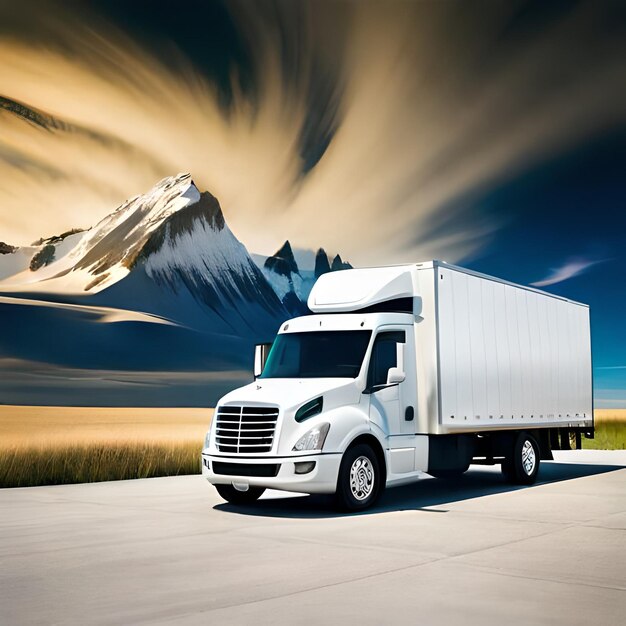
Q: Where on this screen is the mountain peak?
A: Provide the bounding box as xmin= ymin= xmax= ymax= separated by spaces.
xmin=264 ymin=239 xmax=299 ymax=277
xmin=70 ymin=173 xmax=202 ymax=277
xmin=314 ymin=248 xmax=331 ymax=278
xmin=331 ymin=253 xmax=352 ymax=271
xmin=129 ymin=190 xmax=225 ymax=269
xmin=0 ymin=173 xmax=234 ymax=294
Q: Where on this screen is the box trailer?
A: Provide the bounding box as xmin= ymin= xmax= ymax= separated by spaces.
xmin=202 ymin=261 xmax=593 ymax=511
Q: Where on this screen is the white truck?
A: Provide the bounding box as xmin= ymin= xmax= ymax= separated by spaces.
xmin=202 ymin=261 xmax=593 ymax=510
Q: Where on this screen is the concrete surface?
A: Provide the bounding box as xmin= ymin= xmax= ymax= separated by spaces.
xmin=1 ymin=450 xmax=625 ymax=625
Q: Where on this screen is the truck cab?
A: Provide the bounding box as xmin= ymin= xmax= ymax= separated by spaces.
xmin=202 ymin=262 xmax=593 ymax=511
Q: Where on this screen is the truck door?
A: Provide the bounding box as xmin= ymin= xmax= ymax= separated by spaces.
xmin=367 ymin=326 xmax=417 ymax=472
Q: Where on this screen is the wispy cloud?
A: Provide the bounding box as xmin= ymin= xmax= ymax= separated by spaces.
xmin=594 ymin=393 xmax=626 ymax=409
xmin=531 ymin=258 xmax=604 ymax=287
xmin=0 ymin=2 xmax=624 ymax=264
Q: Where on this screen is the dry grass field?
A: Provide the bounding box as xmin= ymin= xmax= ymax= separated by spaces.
xmin=0 ymin=406 xmax=623 ymax=487
xmin=584 ymin=409 xmax=626 ymax=450
xmin=0 ymin=406 xmax=213 ymax=488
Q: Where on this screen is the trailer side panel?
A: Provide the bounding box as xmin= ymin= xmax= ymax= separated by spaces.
xmin=436 ymin=265 xmax=592 ymax=434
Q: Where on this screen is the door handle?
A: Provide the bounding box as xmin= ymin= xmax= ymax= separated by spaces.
xmin=405 ymin=406 xmax=414 ymax=421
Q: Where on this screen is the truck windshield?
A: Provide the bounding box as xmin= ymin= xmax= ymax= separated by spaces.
xmin=260 ymin=330 xmax=372 ymax=379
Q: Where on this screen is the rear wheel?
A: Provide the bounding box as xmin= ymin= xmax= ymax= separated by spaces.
xmin=335 ymin=444 xmax=382 ymax=512
xmin=502 ymin=432 xmax=540 ymax=485
xmin=215 ymin=484 xmax=265 ymax=505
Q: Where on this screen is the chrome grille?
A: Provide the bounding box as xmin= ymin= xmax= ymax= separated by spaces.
xmin=215 ymin=405 xmax=279 ymax=453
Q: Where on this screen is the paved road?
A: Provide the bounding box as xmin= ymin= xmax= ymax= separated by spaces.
xmin=1 ymin=451 xmax=625 ymax=625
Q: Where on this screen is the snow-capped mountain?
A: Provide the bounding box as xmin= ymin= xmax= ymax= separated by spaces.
xmin=0 ymin=174 xmax=290 ymax=336
xmin=0 ymin=174 xmax=295 ymax=405
xmin=0 ymin=173 xmax=355 ymax=405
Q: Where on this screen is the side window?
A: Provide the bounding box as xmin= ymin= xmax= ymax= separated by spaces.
xmin=367 ymin=331 xmax=406 ymax=388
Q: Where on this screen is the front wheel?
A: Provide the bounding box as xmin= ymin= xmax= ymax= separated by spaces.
xmin=502 ymin=432 xmax=540 ymax=485
xmin=215 ymin=484 xmax=265 ymax=505
xmin=335 ymin=444 xmax=382 ymax=512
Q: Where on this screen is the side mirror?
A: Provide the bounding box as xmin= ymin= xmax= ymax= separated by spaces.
xmin=387 ymin=367 xmax=405 ymax=385
xmin=254 ymin=343 xmax=272 ymax=379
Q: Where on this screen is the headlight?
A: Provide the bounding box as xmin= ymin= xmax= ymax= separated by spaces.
xmin=204 ymin=428 xmax=211 ymax=449
xmin=292 ymin=423 xmax=330 ymax=451
xmin=295 ymin=396 xmax=323 ymax=422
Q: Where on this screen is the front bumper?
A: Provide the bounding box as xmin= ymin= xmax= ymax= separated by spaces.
xmin=201 ymin=451 xmax=342 ymax=494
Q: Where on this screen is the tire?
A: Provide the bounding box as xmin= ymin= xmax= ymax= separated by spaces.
xmin=428 ymin=468 xmax=468 ymax=480
xmin=502 ymin=432 xmax=540 ymax=485
xmin=215 ymin=484 xmax=265 ymax=505
xmin=335 ymin=444 xmax=382 ymax=512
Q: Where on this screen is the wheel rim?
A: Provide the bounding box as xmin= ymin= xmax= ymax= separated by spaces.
xmin=349 ymin=456 xmax=375 ymax=501
xmin=521 ymin=440 xmax=536 ymax=475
